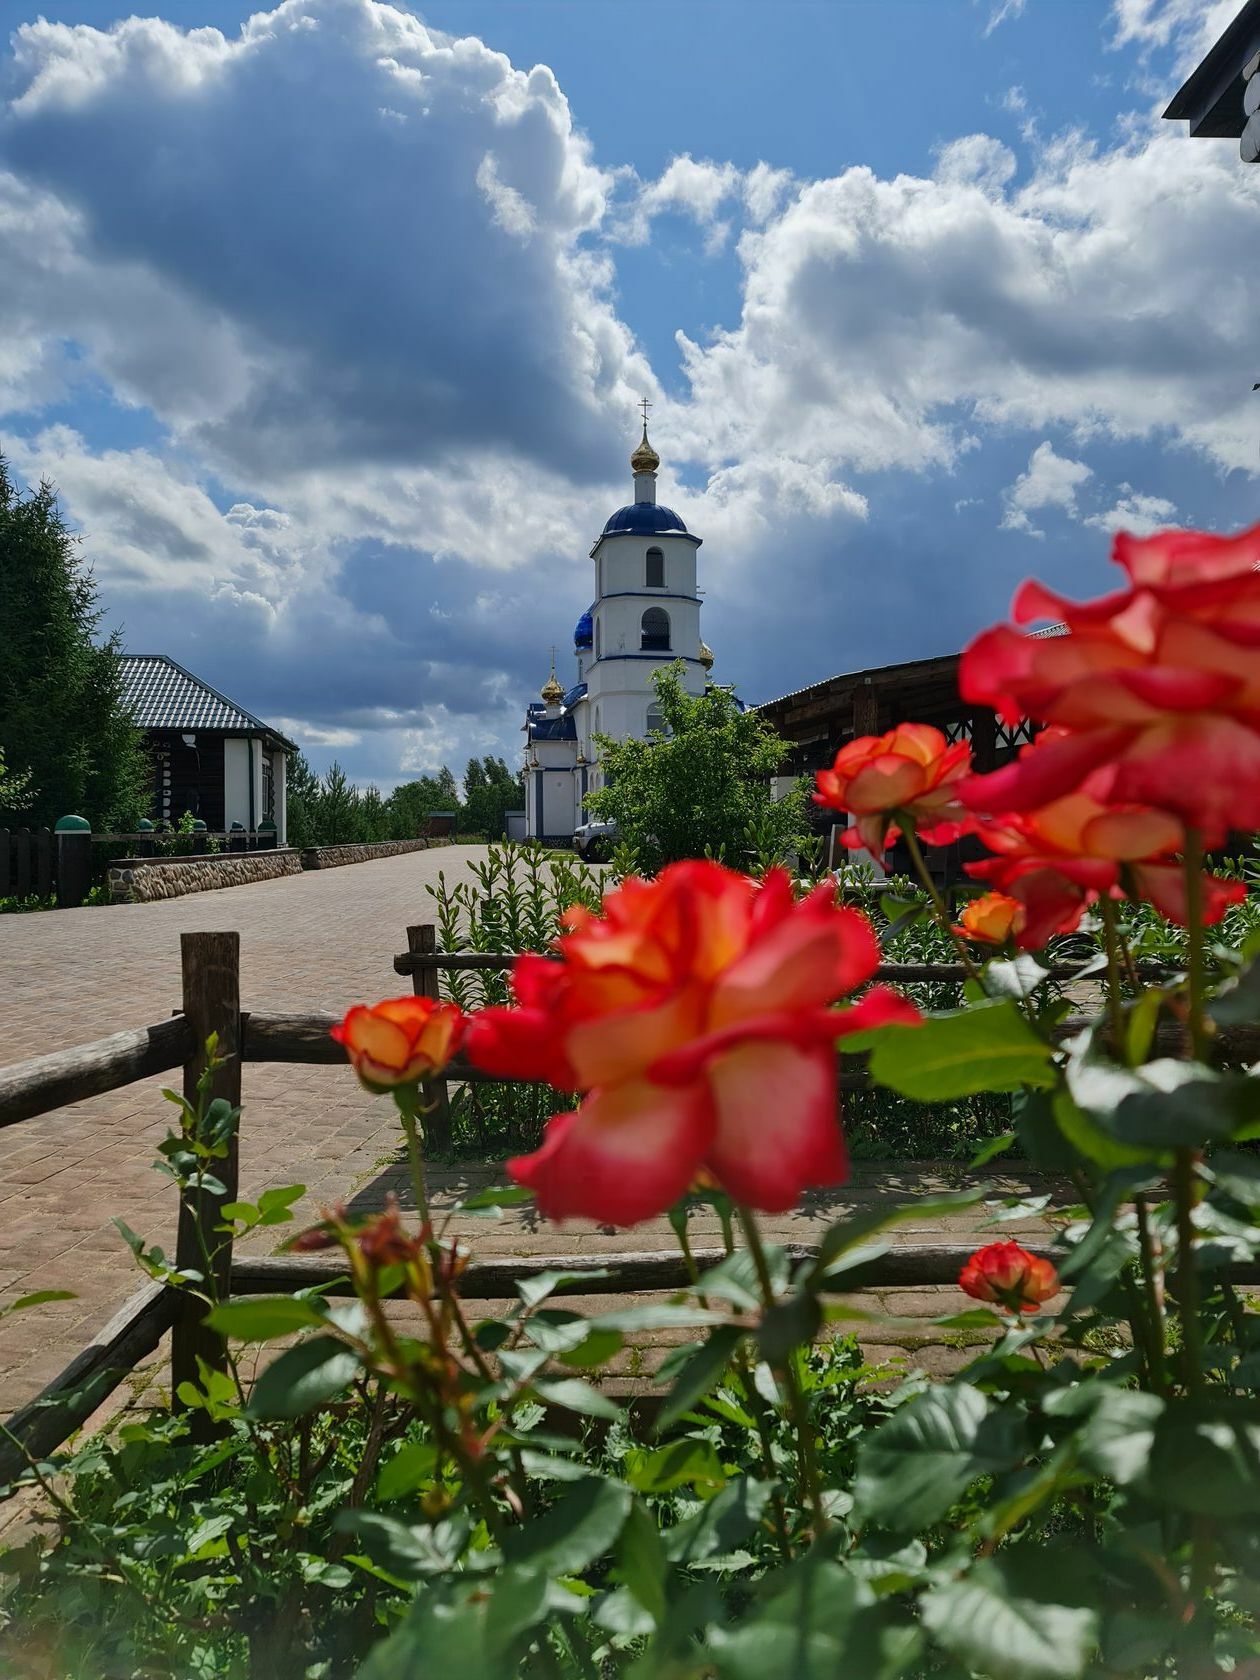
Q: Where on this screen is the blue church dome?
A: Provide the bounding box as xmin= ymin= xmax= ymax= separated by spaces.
xmin=601 ymin=502 xmax=688 ymax=536
xmin=573 ymin=610 xmax=593 ymax=650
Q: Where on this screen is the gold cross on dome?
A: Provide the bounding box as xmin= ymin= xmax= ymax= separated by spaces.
xmin=639 ymin=395 xmax=652 ymax=429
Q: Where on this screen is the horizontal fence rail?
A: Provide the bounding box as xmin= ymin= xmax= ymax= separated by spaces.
xmin=0 ymin=922 xmax=1244 ymax=1486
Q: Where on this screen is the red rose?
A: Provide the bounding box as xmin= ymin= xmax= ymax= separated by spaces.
xmin=959 ymin=1241 xmax=1058 ymax=1313
xmin=464 ymin=861 xmax=919 ymax=1225
xmin=959 ymin=521 xmax=1260 ymax=841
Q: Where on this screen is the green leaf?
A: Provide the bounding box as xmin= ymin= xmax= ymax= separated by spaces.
xmin=375 ymin=1441 xmax=439 ymax=1501
xmin=663 ymin=1476 xmax=774 ymax=1565
xmin=709 ymin=1558 xmax=922 ymax=1680
xmin=855 ymin=1383 xmax=1025 ymax=1531
xmin=655 ymin=1324 xmax=745 ymax=1431
xmin=1043 ymin=1386 xmax=1163 ymax=1486
xmin=586 ymin=1303 xmax=726 ymax=1334
xmin=516 ymin=1268 xmax=611 ymax=1310
xmin=457 ymin=1183 xmax=535 ymax=1210
xmin=921 ymin=1556 xmax=1098 ymax=1680
xmin=205 ymin=1296 xmax=326 ymax=1342
xmin=337 ymin=1511 xmax=471 ymax=1580
xmin=1015 ymin=1089 xmax=1082 ymax=1173
xmin=983 ymin=955 xmax=1050 ymax=1002
xmin=970 ymin=1132 xmax=1017 ymax=1170
xmin=756 ymin=1292 xmax=822 ymax=1363
xmin=615 ymin=1499 xmax=668 ymax=1626
xmin=627 ymin=1438 xmax=727 ymax=1494
xmin=559 ymin=1328 xmax=624 ymax=1369
xmin=502 ymin=1477 xmax=632 ymax=1576
xmin=1149 ymin=1402 xmax=1260 ymax=1517
xmin=1210 ymin=958 xmax=1260 ymax=1026
xmin=1088 ymin=1058 xmax=1256 ymax=1150
xmin=246 ymin=1334 xmax=361 ymax=1419
xmin=806 ymin=1187 xmax=988 ymax=1289
xmin=532 ymin=1377 xmax=621 ymax=1420
xmin=183 ymin=1512 xmax=235 ymax=1557
xmin=256 ymin=1183 xmax=306 ymax=1224
xmin=866 ymin=1002 xmax=1056 ymax=1101
xmin=2 ymin=1289 xmax=77 ymax=1314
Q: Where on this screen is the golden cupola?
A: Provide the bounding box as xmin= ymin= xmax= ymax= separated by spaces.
xmin=540 ymin=659 xmax=564 ymax=706
xmin=630 ymin=422 xmax=660 ymax=476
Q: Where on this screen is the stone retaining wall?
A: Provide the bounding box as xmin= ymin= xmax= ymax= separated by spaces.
xmin=109 ymin=849 xmax=304 ymax=903
xmin=299 ymin=838 xmax=448 ymax=870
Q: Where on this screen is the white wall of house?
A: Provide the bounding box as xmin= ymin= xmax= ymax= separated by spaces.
xmin=223 ymin=738 xmax=252 ymax=828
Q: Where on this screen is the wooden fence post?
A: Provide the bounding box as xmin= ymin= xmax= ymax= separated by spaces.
xmin=407 ymin=923 xmax=452 ymax=1157
xmin=54 ymin=816 xmax=92 ymax=908
xmin=172 ymin=932 xmax=241 ymax=1411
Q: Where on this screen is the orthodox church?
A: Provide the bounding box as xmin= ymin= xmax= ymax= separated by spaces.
xmin=523 ymin=410 xmax=714 ymax=841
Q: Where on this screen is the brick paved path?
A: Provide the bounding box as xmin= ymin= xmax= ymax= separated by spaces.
xmin=0 ymin=847 xmax=1067 ymax=1416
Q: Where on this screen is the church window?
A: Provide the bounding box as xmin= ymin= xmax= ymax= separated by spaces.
xmin=645 ymin=547 xmax=664 ymax=588
xmin=595 ymin=618 xmax=601 ymax=658
xmin=641 ymin=607 xmax=671 ymax=652
xmin=646 ymin=703 xmax=667 ymax=737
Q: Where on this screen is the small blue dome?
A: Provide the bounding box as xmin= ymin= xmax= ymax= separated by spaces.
xmin=574 ymin=610 xmax=593 ymax=649
xmin=601 ymin=502 xmax=688 ymax=536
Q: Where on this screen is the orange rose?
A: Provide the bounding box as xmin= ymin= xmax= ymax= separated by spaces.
xmin=964 ymin=753 xmax=1245 ymax=948
xmin=332 ymin=996 xmax=463 ymax=1091
xmin=813 ymin=722 xmax=972 ymax=855
xmin=955 ymin=891 xmax=1025 ymax=946
xmin=465 ymin=861 xmax=919 ymax=1224
xmin=959 ymin=1241 xmax=1058 ymax=1314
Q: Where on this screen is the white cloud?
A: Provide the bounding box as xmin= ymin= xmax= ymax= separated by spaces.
xmin=1000 ymin=441 xmax=1093 ymax=536
xmin=984 ymin=0 xmax=1027 ymax=37
xmin=1109 ymin=0 xmax=1238 ymax=61
xmin=1084 ymin=486 xmax=1179 ymax=535
xmin=619 ymin=153 xmax=744 ymax=251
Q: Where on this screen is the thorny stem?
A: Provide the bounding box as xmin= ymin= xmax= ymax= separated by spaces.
xmin=1098 ymin=896 xmax=1126 ymax=1054
xmin=737 ymin=1206 xmax=828 ymax=1540
xmin=394 ymin=1088 xmax=430 ymax=1225
xmin=674 ymin=1202 xmax=791 ymax=1559
xmin=1134 ymin=1195 xmax=1169 ymax=1397
xmin=899 ymin=822 xmax=982 ymax=983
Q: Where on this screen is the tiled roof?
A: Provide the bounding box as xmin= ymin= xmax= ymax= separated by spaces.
xmin=118 ymin=655 xmax=294 ymax=746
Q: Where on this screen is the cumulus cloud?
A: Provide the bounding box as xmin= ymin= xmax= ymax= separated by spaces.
xmin=1084 ymin=486 xmax=1179 ymax=535
xmin=0 ymin=1 xmax=647 ymax=485
xmin=1000 ymin=441 xmax=1093 ymax=536
xmin=1 ymin=0 xmax=1257 ymax=780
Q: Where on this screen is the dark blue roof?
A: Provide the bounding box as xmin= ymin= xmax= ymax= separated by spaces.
xmin=574 ymin=610 xmax=593 ymax=649
xmin=530 ymin=714 xmax=577 ymax=741
xmin=602 ymin=502 xmax=688 ymax=536
xmin=563 ymin=682 xmax=587 ymax=709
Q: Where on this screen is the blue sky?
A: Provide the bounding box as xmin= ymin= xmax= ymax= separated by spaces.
xmin=1 ymin=0 xmax=1256 ymax=788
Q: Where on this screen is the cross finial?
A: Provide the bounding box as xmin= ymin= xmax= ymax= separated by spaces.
xmin=639 ymin=395 xmax=652 ymax=431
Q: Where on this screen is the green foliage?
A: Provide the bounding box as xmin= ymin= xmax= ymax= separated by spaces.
xmin=284 ymin=752 xmax=518 ymax=847
xmin=585 ymin=663 xmax=807 ymax=869
xmin=0 ymin=457 xmax=149 ymax=829
xmin=425 ymin=841 xmax=606 ymax=1156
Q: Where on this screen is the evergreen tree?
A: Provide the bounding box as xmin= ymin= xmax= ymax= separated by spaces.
xmin=0 ymin=457 xmax=149 ymax=828
xmin=285 ymin=752 xmax=323 ymax=848
xmin=462 ymin=754 xmax=522 ymax=839
xmin=317 ymin=761 xmax=360 ymax=844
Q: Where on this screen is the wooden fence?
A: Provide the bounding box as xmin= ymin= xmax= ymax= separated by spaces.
xmin=1 ymin=927 xmax=1257 ymax=1484
xmin=0 ymin=827 xmax=54 ymax=901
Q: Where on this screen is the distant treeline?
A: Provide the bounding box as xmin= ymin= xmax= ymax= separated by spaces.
xmin=286 ymin=754 xmax=522 ymax=847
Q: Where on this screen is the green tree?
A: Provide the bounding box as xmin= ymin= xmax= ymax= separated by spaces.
xmin=586 ymin=663 xmax=807 ymax=870
xmin=462 ymin=754 xmax=521 ymax=839
xmin=317 ymin=761 xmax=361 ymax=845
xmin=0 ymin=457 xmax=149 ymax=828
xmin=285 ymin=752 xmax=322 ymax=848
xmin=387 ymin=773 xmax=457 ymax=838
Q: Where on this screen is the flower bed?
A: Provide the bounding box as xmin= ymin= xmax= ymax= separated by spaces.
xmin=4 ymin=521 xmax=1260 ymax=1677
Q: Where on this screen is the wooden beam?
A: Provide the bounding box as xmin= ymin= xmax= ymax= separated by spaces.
xmin=0 ymin=1017 xmax=192 ymax=1129
xmin=0 ymin=1283 xmax=175 ymax=1484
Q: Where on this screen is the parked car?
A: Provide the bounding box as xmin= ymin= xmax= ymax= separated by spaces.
xmin=573 ymin=818 xmax=617 ymax=861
